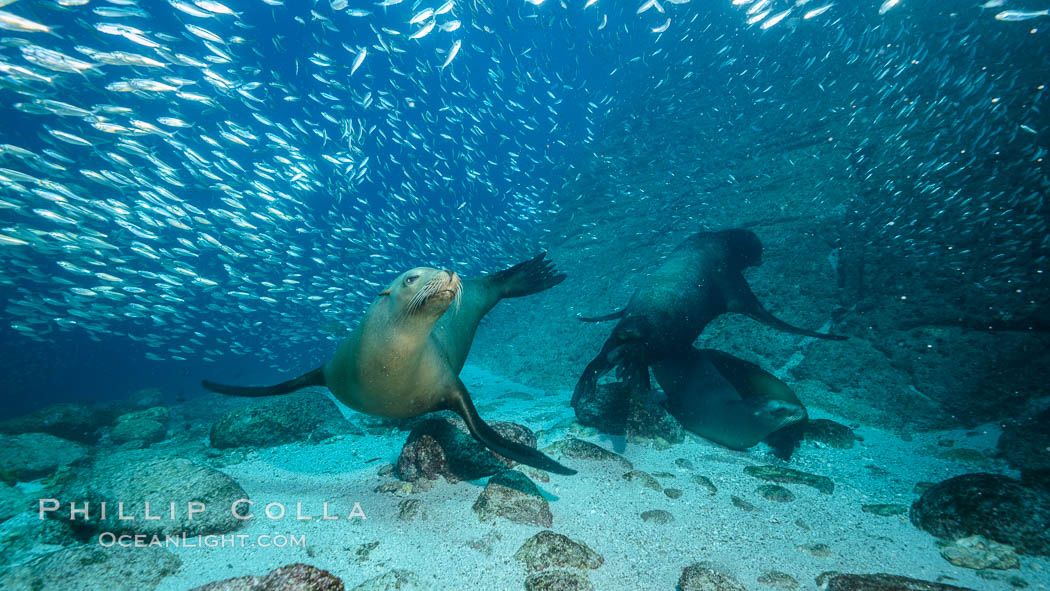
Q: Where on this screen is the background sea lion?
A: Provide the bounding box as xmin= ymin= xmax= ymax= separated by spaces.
xmin=203 ymin=254 xmax=576 ymax=475
xmin=652 ymin=347 xmax=807 ymax=457
xmin=573 ymin=229 xmax=846 ymax=408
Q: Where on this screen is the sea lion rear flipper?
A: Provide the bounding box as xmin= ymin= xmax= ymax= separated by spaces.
xmin=488 ymin=252 xmax=566 ymax=298
xmin=725 ymin=278 xmax=847 ymax=341
xmin=447 ymin=380 xmax=577 ymax=476
xmin=201 ymin=366 xmax=327 ymax=397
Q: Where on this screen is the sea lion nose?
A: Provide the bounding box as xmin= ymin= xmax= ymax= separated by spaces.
xmin=443 ymin=269 xmax=454 ymax=279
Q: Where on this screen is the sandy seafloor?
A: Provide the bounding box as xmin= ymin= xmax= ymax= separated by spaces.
xmin=152 ymin=365 xmax=1049 ymax=591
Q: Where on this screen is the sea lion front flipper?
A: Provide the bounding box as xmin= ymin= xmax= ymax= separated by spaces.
xmin=488 ymin=252 xmax=566 ymax=298
xmin=446 ymin=379 xmax=577 ymax=476
xmin=724 ymin=277 xmax=847 ymax=341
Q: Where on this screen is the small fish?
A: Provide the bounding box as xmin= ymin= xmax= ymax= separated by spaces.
xmin=0 ymin=10 xmax=49 ymax=33
xmin=760 ymin=7 xmax=791 ymax=28
xmin=803 ymin=4 xmax=832 ymax=19
xmin=410 ymin=21 xmax=435 ymax=39
xmin=0 ymin=233 xmax=29 ymax=246
xmin=878 ymin=0 xmax=901 ymax=15
xmin=995 ymin=9 xmax=1050 ymax=21
xmin=350 ymin=47 xmax=367 ymax=75
xmin=441 ymin=39 xmax=461 ymax=69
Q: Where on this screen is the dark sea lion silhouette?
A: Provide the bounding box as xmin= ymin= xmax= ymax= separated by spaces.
xmin=203 ymin=254 xmax=576 ymax=476
xmin=652 ymin=347 xmax=807 ymax=455
xmin=573 ymin=229 xmax=846 ymax=408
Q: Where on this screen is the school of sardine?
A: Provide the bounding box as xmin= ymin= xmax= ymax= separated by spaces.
xmin=0 ymin=0 xmax=1045 ymax=370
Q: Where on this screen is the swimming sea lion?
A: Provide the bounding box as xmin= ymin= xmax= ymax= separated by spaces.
xmin=652 ymin=347 xmax=807 ymax=455
xmin=572 ymin=229 xmax=845 ymax=408
xmin=203 ymin=254 xmax=576 ymax=476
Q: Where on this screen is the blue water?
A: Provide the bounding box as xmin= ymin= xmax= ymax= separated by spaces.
xmin=0 ymin=0 xmax=1047 ymax=418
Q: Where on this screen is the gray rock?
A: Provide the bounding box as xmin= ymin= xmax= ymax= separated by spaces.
xmin=757 ymin=484 xmax=795 ymax=502
xmin=0 ymin=483 xmax=29 ymax=523
xmin=0 ymin=403 xmax=105 ymax=443
xmin=0 ymin=432 xmax=87 ymax=480
xmin=56 ymin=449 xmax=248 ymax=537
xmin=758 ymin=570 xmax=798 ymax=590
xmin=209 ymin=392 xmax=356 ymax=449
xmin=804 ymin=419 xmax=860 ymax=449
xmin=940 ymin=535 xmax=1020 ymax=570
xmin=910 ymin=472 xmax=1050 ymax=556
xmin=862 ymin=504 xmax=908 ymax=517
xmin=743 ymin=465 xmax=834 ymax=494
xmin=514 ymin=530 xmax=603 ymax=572
xmin=678 ymin=562 xmax=747 ymax=591
xmin=693 ymin=474 xmax=717 ymax=494
xmin=622 ymin=469 xmax=662 ymax=491
xmin=730 ymin=496 xmax=756 ymax=512
xmin=572 ymin=382 xmax=684 ymax=445
xmin=542 ymin=438 xmax=632 ymax=470
xmin=640 ymin=509 xmax=673 ymax=524
xmin=116 ymin=406 xmax=170 ymax=425
xmin=396 ymin=417 xmax=536 ymax=482
xmin=191 ymin=563 xmax=345 ymax=591
xmin=110 ymin=418 xmax=166 ymax=445
xmin=472 ymin=469 xmax=552 ymax=527
xmin=823 ymin=573 xmax=975 ymax=591
xmin=349 ymin=568 xmax=417 ymax=591
xmin=524 ymin=569 xmax=594 ymax=591
xmin=796 ymin=542 xmax=832 ymax=558
xmin=997 ymin=408 xmax=1050 ymax=472
xmin=0 ymin=544 xmax=181 ymax=591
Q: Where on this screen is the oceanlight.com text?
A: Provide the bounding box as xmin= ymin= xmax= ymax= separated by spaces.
xmin=98 ymin=532 xmax=307 ymax=549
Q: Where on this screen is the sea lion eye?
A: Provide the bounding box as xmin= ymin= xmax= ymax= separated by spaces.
xmin=405 ymin=274 xmax=420 ymax=285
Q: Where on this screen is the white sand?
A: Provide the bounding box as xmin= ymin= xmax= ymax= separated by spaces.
xmin=154 ymin=365 xmax=1050 ymax=591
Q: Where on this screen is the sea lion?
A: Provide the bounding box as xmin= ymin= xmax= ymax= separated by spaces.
xmin=573 ymin=229 xmax=845 ymax=407
xmin=202 ymin=254 xmax=576 ymax=476
xmin=652 ymin=347 xmax=807 ymax=455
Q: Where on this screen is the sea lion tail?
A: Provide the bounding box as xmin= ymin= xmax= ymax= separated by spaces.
xmin=490 ymin=252 xmax=566 ymax=298
xmin=201 ymin=366 xmax=326 ymax=397
xmin=448 ymin=381 xmax=577 ymax=476
xmin=577 ymin=308 xmax=625 ymax=322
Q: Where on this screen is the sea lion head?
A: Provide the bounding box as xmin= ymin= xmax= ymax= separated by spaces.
xmin=721 ymin=228 xmax=763 ymax=270
xmin=379 ymin=267 xmax=462 ymax=320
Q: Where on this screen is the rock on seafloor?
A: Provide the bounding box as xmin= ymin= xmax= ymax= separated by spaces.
xmin=514 ymin=530 xmax=603 ymax=572
xmin=0 ymin=432 xmax=87 ymax=480
xmin=0 ymin=402 xmax=107 ymax=443
xmin=939 ymin=535 xmax=1020 ymax=570
xmin=822 ymin=572 xmax=976 ymax=590
xmin=472 ymin=469 xmax=553 ymax=527
xmin=189 ymin=563 xmax=345 ymax=591
xmin=209 ymin=392 xmax=358 ymax=449
xmin=743 ymin=465 xmax=835 ymax=494
xmin=909 ymin=472 xmax=1050 ymax=556
xmin=572 ymin=382 xmax=684 ymax=444
xmin=996 ymin=407 xmax=1050 ymax=472
xmin=677 ymin=562 xmax=747 ymax=591
xmin=803 ymin=418 xmax=861 ymax=449
xmin=524 ymin=569 xmax=595 ymax=591
xmin=396 ymin=416 xmax=537 ymax=482
xmin=56 ymin=449 xmax=249 ymax=537
xmin=348 ymin=569 xmax=420 ymax=591
xmin=0 ymin=544 xmax=181 ymax=591
xmin=542 ymin=438 xmax=633 ymax=470
xmin=109 ymin=414 xmax=167 ymax=445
